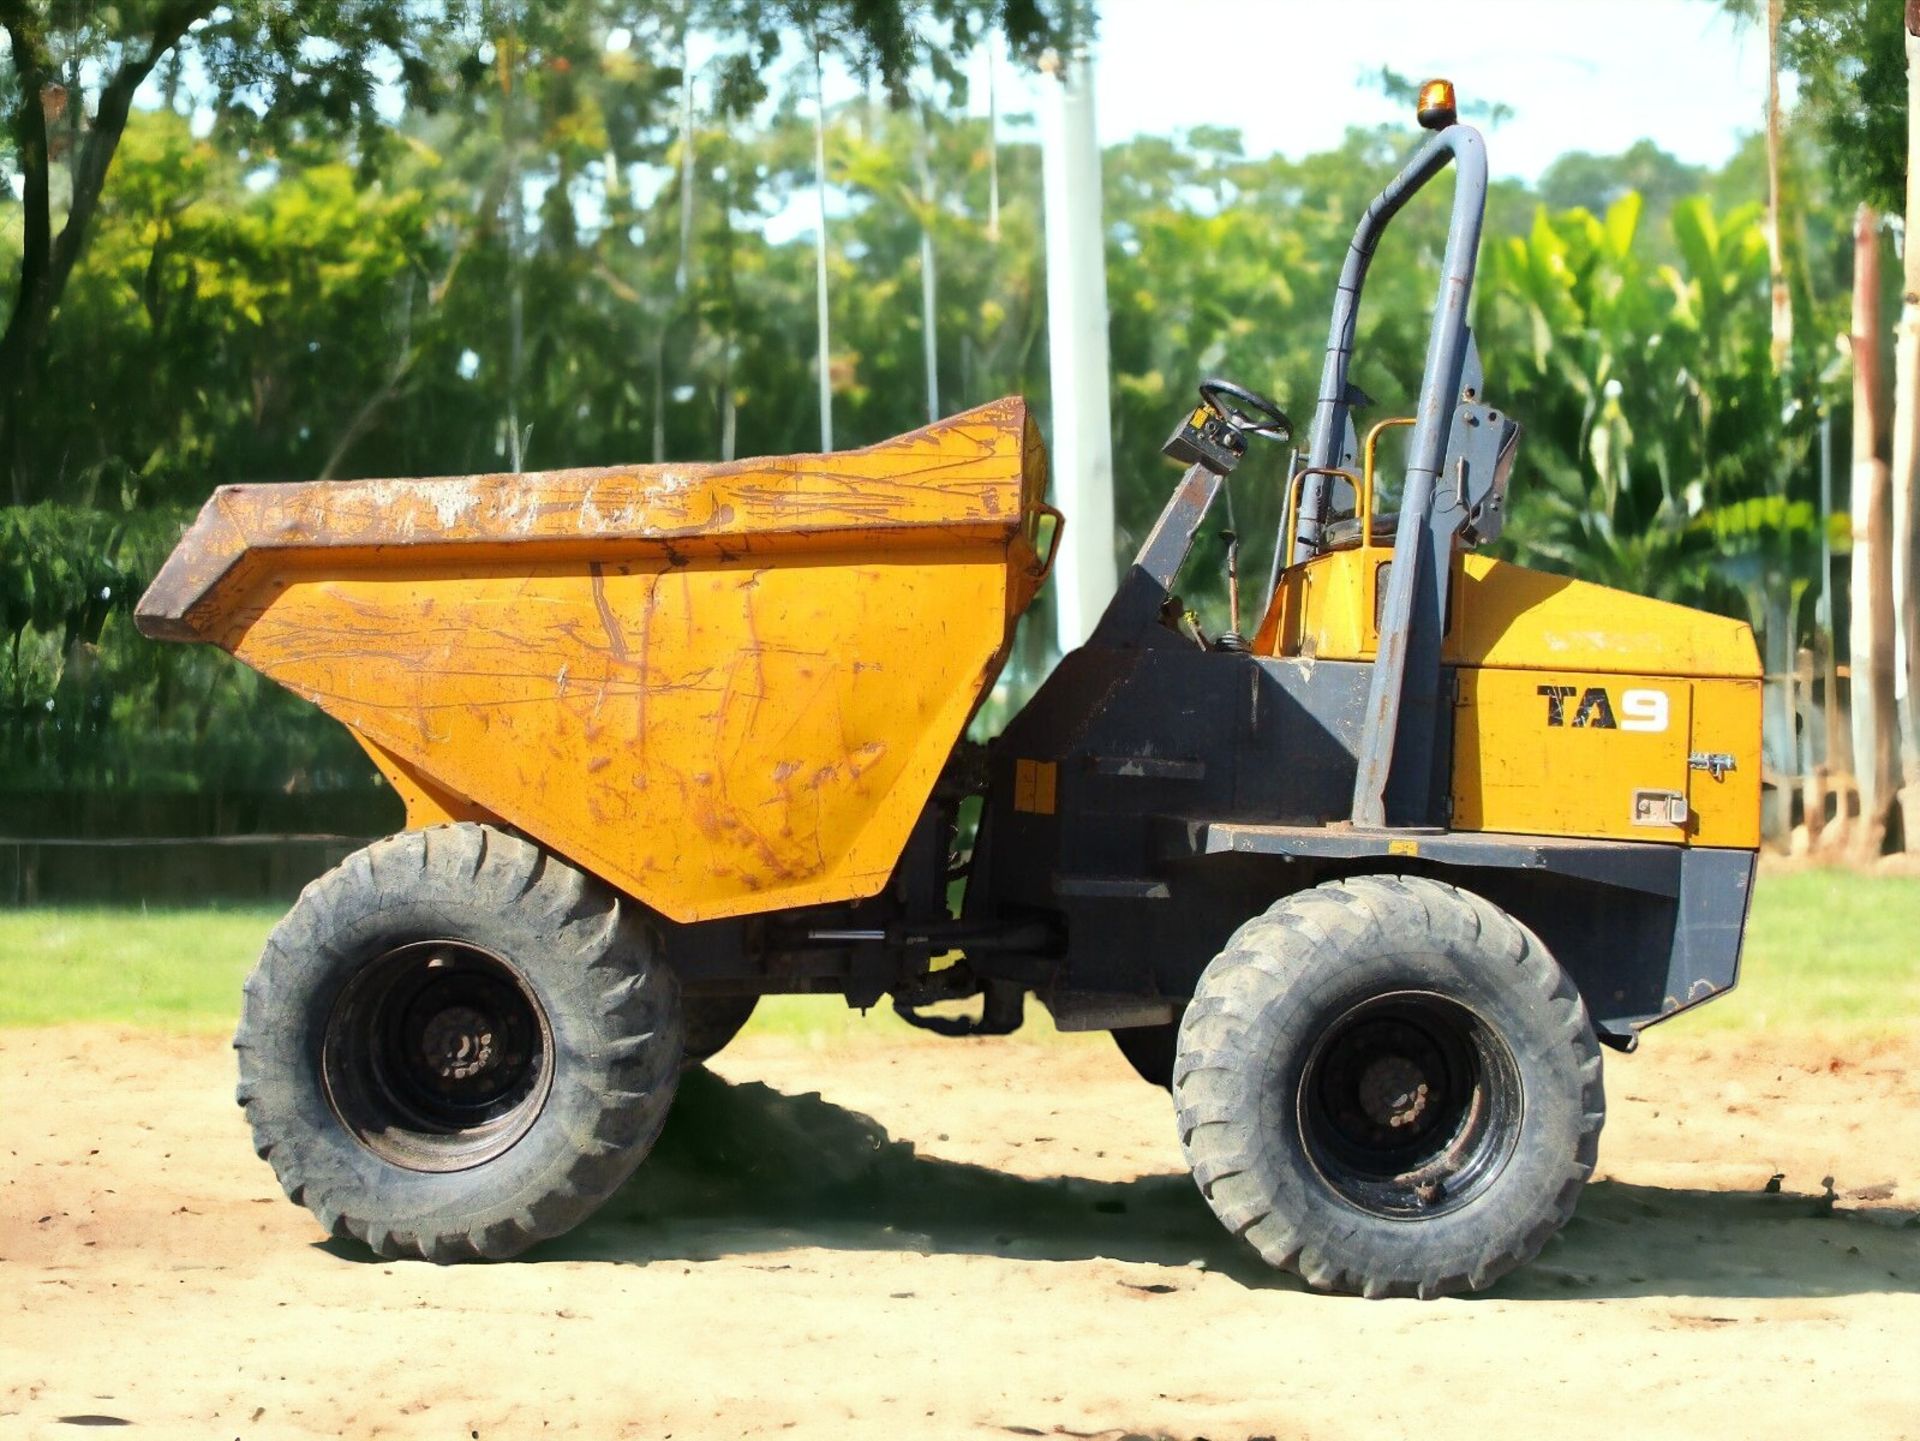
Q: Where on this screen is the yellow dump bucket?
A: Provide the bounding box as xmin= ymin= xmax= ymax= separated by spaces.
xmin=137 ymin=398 xmax=1054 ymax=922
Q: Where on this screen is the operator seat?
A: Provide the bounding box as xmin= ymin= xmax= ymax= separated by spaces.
xmin=1319 ymin=510 xmax=1397 ymax=550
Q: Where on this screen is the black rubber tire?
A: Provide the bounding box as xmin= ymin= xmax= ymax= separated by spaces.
xmin=681 ymin=994 xmax=760 ymax=1068
xmin=235 ymin=823 xmax=682 ymax=1262
xmin=1111 ymin=1022 xmax=1177 ymax=1089
xmin=1173 ymin=874 xmax=1604 ymax=1299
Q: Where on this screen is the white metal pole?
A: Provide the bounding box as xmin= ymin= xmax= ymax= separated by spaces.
xmin=812 ymin=40 xmax=834 ymax=453
xmin=986 ymin=40 xmax=1001 ymax=243
xmin=1038 ymin=46 xmax=1117 ymax=653
xmin=916 ymin=100 xmax=940 ymax=423
xmin=676 ymin=43 xmax=695 ymax=298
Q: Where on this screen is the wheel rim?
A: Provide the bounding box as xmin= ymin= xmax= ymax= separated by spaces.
xmin=322 ymin=940 xmax=554 ymax=1173
xmin=1296 ymin=990 xmax=1521 ymax=1218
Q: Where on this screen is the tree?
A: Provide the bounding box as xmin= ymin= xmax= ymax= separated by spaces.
xmin=1485 ymin=193 xmax=1822 ymax=649
xmin=1710 ymin=0 xmax=1908 ymax=847
xmin=1 ymin=47 xmax=1867 ymax=809
xmin=0 ymin=0 xmax=1074 ymax=504
xmin=1713 ymin=0 xmax=1907 ymax=213
xmin=1851 ymin=205 xmax=1897 ymax=852
xmin=0 ymin=0 xmax=462 ymax=504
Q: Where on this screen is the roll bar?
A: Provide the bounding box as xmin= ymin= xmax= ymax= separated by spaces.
xmin=1289 ymin=123 xmax=1489 ymax=829
xmin=1295 ymin=125 xmax=1488 ymax=563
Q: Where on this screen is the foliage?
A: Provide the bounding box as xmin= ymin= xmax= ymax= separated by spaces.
xmin=1736 ymin=0 xmax=1909 ymax=214
xmin=0 ymin=7 xmax=1873 ymax=806
xmin=1536 ymin=141 xmax=1708 ymax=268
xmin=0 ymin=0 xmax=472 ymax=506
xmin=0 ymin=499 xmax=372 ymax=793
xmin=1485 ymin=189 xmax=1836 ymax=659
xmin=0 ymin=0 xmax=1077 ymax=508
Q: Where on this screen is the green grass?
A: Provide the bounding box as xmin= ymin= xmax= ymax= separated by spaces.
xmin=0 ymin=904 xmax=283 ymax=1029
xmin=2 ymin=867 xmax=1916 ymax=1036
xmin=1668 ymin=866 xmax=1920 ymax=1035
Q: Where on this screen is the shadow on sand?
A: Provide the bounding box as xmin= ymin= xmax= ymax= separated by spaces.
xmin=327 ymin=1068 xmax=1919 ymax=1300
xmin=561 ymin=1070 xmax=1920 ymax=1299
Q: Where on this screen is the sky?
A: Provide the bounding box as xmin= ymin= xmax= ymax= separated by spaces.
xmin=963 ymin=0 xmax=1775 ymax=182
xmin=10 ymin=1 xmax=1776 ymax=225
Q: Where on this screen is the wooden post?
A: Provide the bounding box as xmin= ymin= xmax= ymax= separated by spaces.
xmin=1797 ymin=646 xmax=1824 ymax=850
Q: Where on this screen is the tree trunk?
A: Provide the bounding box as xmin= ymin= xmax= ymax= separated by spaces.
xmin=1896 ymin=1 xmax=1920 ymax=847
xmin=498 ymin=23 xmax=526 ymax=474
xmin=0 ymin=9 xmax=56 ymax=507
xmin=0 ymin=3 xmax=205 ymax=503
xmin=1765 ymin=0 xmax=1793 ymax=372
xmin=1851 ymin=207 xmax=1898 ymax=857
xmin=1758 ymin=0 xmax=1793 ymax=846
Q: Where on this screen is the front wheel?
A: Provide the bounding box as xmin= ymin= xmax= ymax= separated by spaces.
xmin=236 ymin=823 xmax=683 ymax=1261
xmin=1173 ymin=875 xmax=1603 ymax=1298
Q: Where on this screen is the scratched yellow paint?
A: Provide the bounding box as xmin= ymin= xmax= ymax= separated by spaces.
xmin=137 ymin=401 xmax=1051 ymax=923
xmin=349 ymin=734 xmax=490 ymax=827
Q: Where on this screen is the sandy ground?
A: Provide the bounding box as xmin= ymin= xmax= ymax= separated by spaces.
xmin=2 ymin=1024 xmax=1917 ymax=1441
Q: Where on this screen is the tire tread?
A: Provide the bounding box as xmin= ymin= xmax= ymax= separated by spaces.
xmin=235 ymin=822 xmax=681 ymax=1263
xmin=1171 ymin=874 xmax=1605 ymax=1299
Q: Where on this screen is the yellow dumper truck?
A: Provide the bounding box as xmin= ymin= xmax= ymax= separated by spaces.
xmin=137 ymin=84 xmax=1761 ymax=1297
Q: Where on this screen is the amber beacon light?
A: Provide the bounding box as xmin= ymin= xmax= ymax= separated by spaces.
xmin=1416 ymin=77 xmax=1458 ymax=129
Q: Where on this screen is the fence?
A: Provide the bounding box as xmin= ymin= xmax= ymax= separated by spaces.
xmin=1762 ymin=650 xmax=1909 ymax=856
xmin=0 ymin=788 xmax=398 ymax=906
xmin=2 ymin=834 xmax=373 ymax=906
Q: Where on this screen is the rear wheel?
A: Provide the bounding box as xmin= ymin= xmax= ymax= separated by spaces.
xmin=237 ymin=823 xmax=682 ymax=1261
xmin=1111 ymin=1022 xmax=1177 ymax=1089
xmin=1173 ymin=874 xmax=1603 ymax=1298
xmin=681 ymin=994 xmax=760 ymax=1068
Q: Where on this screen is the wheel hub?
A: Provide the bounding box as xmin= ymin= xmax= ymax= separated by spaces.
xmin=420 ymin=1004 xmax=498 ymax=1083
xmin=321 ymin=940 xmax=554 ymax=1173
xmin=1297 ymin=991 xmax=1521 ymax=1218
xmin=1358 ymin=1055 xmax=1431 ymax=1130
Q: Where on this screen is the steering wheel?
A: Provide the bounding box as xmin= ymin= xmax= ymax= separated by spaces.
xmin=1198 ymin=378 xmax=1293 ymax=444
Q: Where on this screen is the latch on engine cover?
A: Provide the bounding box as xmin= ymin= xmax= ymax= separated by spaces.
xmin=1689 ymin=751 xmax=1737 ymax=781
xmin=1631 ymin=789 xmax=1689 ymax=827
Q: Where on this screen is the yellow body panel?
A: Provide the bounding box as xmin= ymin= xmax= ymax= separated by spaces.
xmin=1258 ymin=549 xmax=1763 ymax=847
xmin=1447 ymin=556 xmax=1765 ymax=679
xmin=1253 ymin=546 xmax=1379 ymax=659
xmin=136 ymin=400 xmax=1051 ymax=923
xmin=351 ymin=734 xmax=490 ymax=827
xmin=238 ymin=551 xmax=1011 ymax=920
xmin=1260 ymin=551 xmax=1762 ymax=678
xmin=1685 ymin=677 xmax=1766 ymax=847
xmin=1451 ymin=669 xmax=1761 ymax=847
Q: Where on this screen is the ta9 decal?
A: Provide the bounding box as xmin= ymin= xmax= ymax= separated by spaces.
xmin=1618 ymin=688 xmax=1670 ymax=732
xmin=1537 ymin=685 xmax=1670 ymax=733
